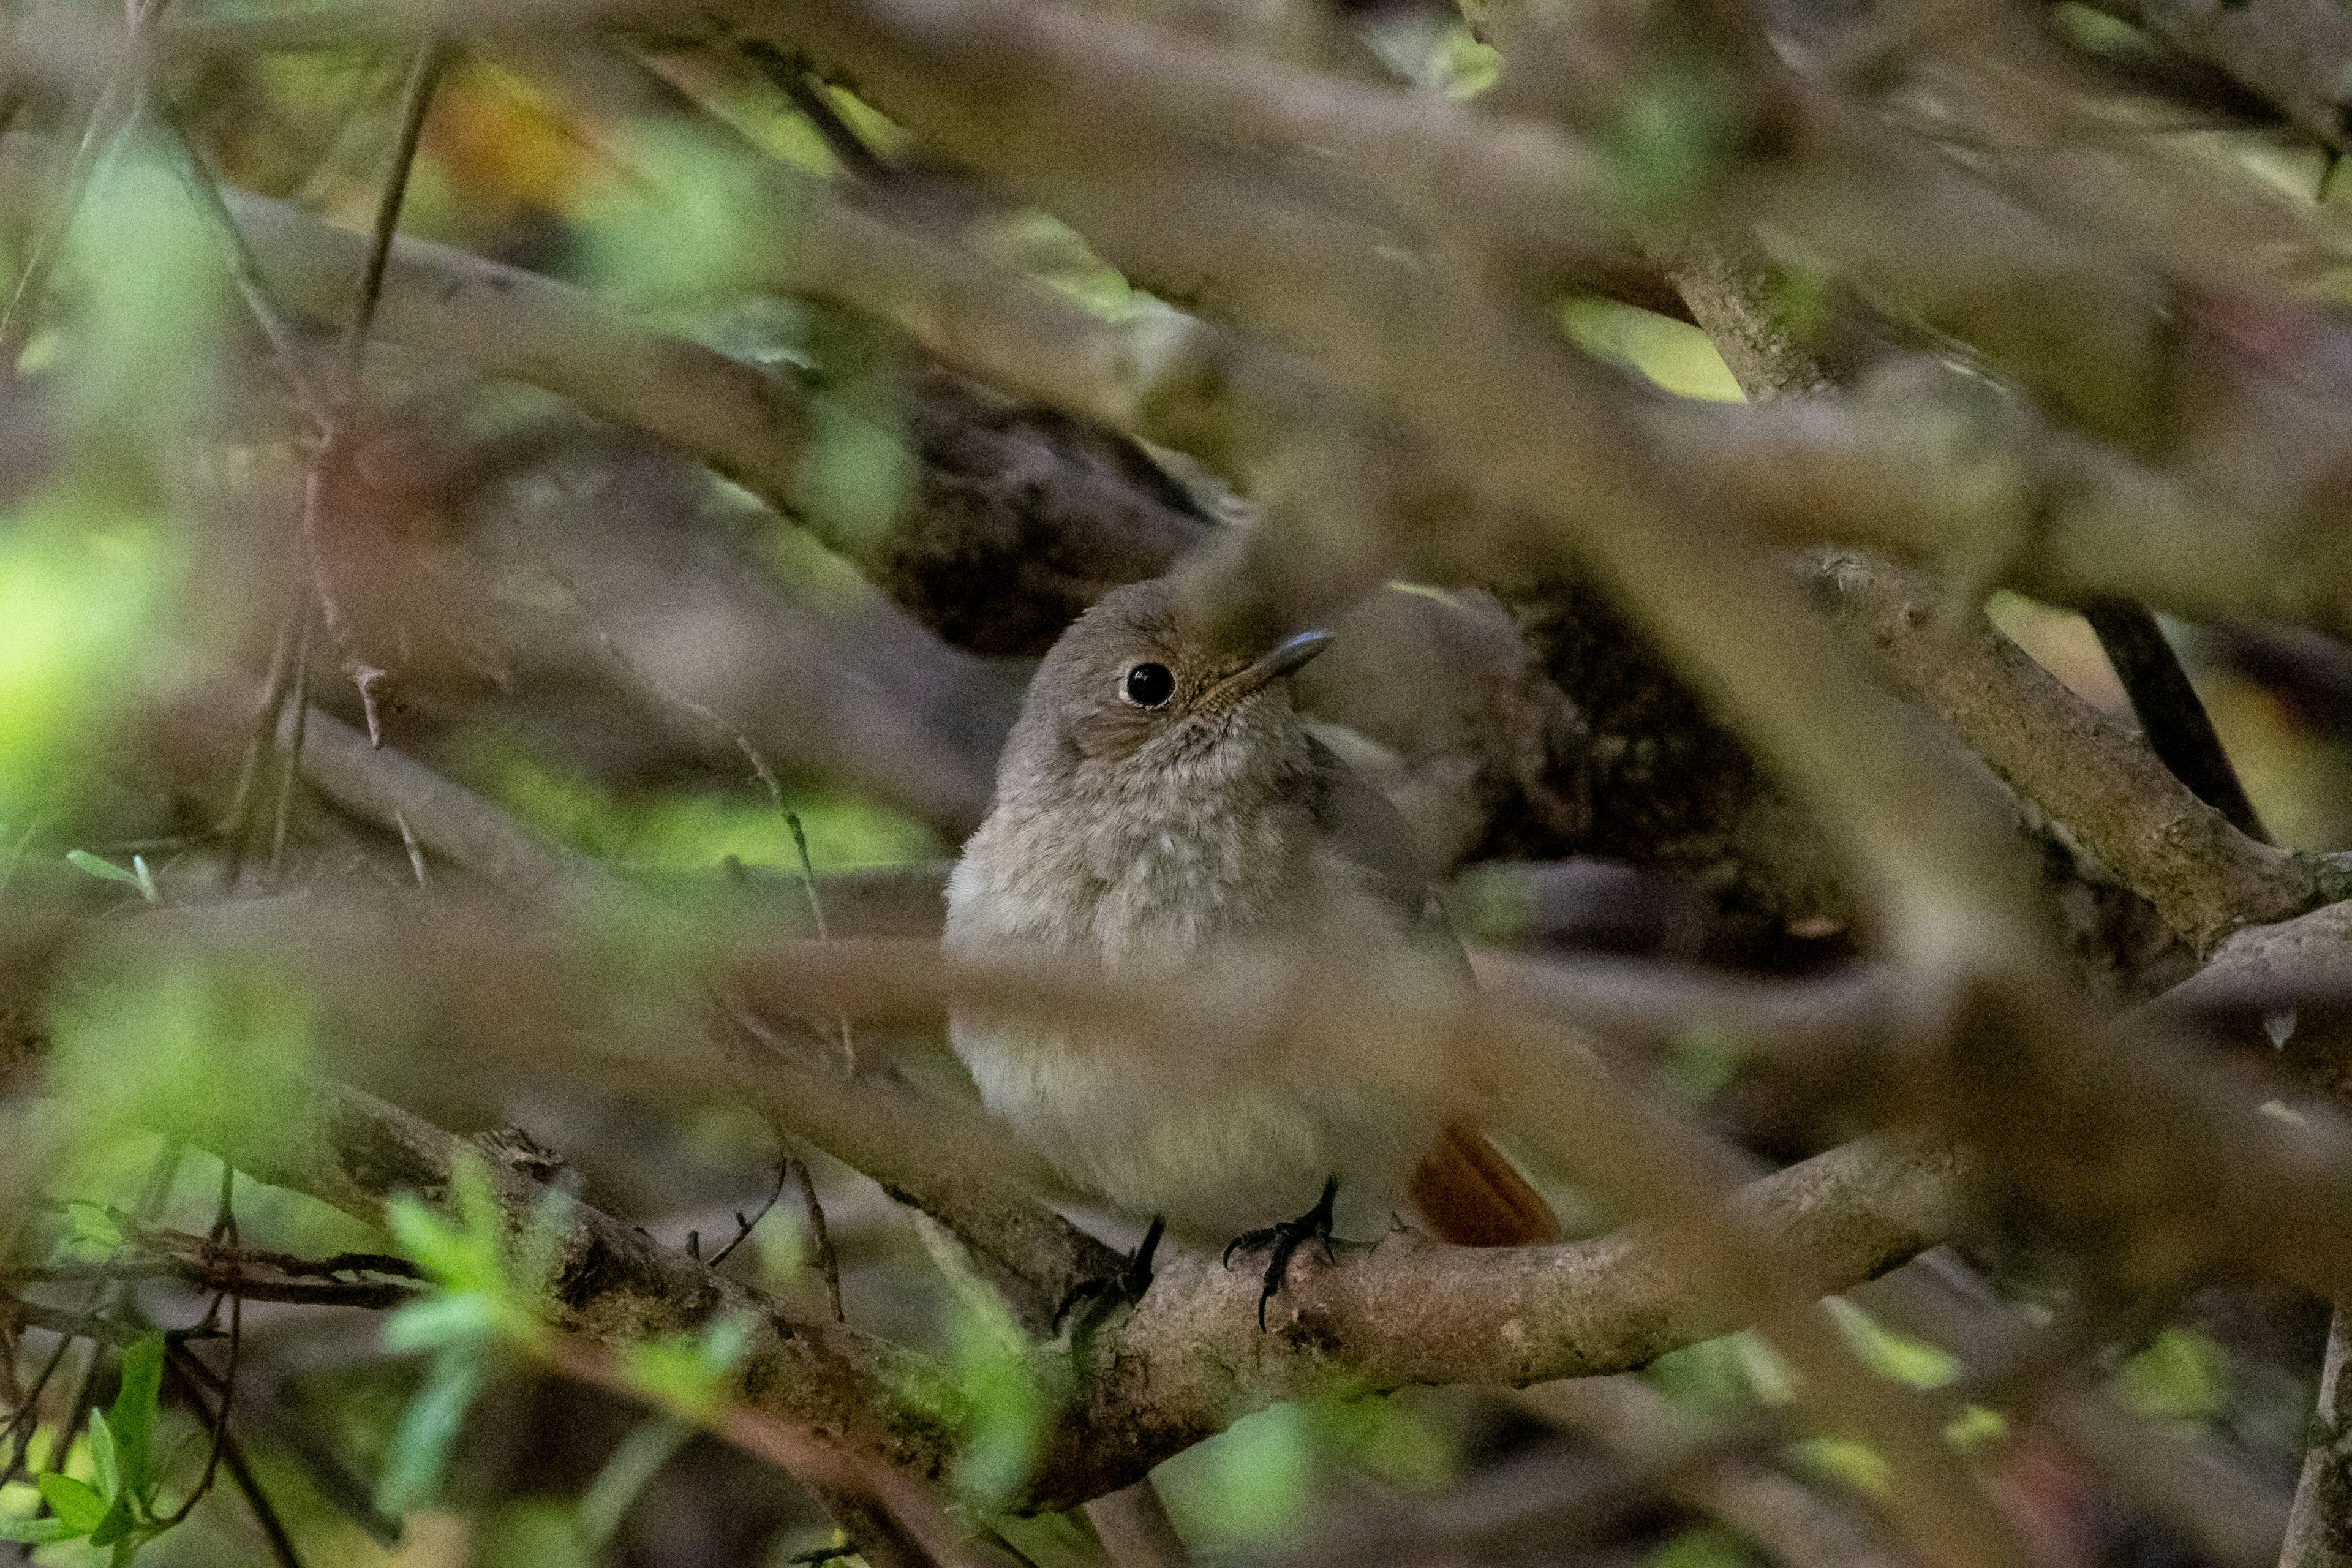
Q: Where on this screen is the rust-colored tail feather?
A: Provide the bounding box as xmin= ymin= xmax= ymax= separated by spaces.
xmin=1408 ymin=1123 xmax=1561 ymax=1247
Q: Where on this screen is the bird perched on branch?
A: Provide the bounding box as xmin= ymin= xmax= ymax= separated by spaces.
xmin=944 ymin=579 xmax=1559 ymax=1325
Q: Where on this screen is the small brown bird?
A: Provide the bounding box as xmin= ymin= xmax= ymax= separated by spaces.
xmin=944 ymin=579 xmax=1558 ymax=1321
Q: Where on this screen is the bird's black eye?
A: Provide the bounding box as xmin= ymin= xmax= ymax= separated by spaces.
xmin=1122 ymin=662 xmax=1176 ymax=708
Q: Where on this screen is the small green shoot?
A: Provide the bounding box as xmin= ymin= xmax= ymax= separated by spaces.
xmin=66 ymin=850 xmax=159 ymax=903
xmin=377 ymin=1153 xmax=562 ymax=1515
xmin=0 ymin=1334 xmax=169 ymax=1562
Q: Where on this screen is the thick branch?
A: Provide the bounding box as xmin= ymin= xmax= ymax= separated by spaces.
xmin=0 ymin=900 xmax=1973 ymax=1510
xmin=157 ymin=1057 xmax=975 ymax=1498
xmin=1036 ymin=1136 xmax=1964 ymax=1506
xmin=1811 ymin=554 xmax=2315 ymax=953
xmin=2076 ymin=0 xmax=2352 ymax=156
xmin=2280 ymin=1303 xmax=2352 ymax=1568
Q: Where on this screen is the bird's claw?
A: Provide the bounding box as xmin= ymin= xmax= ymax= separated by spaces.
xmin=1224 ymin=1177 xmax=1338 ymax=1330
xmin=1053 ymin=1217 xmax=1164 ymax=1341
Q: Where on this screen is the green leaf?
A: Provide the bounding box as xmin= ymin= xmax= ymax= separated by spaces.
xmin=382 ymin=1292 xmax=500 ymax=1356
xmin=1649 ymin=1527 xmax=1758 ymax=1568
xmin=1792 ymin=1434 xmax=1890 ymax=1494
xmin=377 ymin=1350 xmax=489 ymax=1517
xmin=617 ymin=1317 xmax=748 ymax=1423
xmin=37 ymin=1472 xmax=110 ymax=1534
xmin=61 ymin=149 xmax=228 ymax=439
xmin=108 ymin=1335 xmax=165 ymax=1500
xmin=2113 ymin=1328 xmax=2226 ymax=1423
xmin=0 ymin=1513 xmax=85 ymax=1544
xmin=1558 ymin=296 xmax=1746 ymax=404
xmin=0 ymin=494 xmax=175 ymax=825
xmin=62 ymin=1200 xmax=124 ymax=1256
xmin=86 ymin=1494 xmax=134 ymax=1548
xmin=1825 ymin=1298 xmax=1959 ymax=1390
xmin=86 ymin=1410 xmax=121 ymax=1504
xmin=66 ymin=850 xmax=144 ymax=891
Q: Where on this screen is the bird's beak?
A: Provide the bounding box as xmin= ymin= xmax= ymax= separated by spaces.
xmin=1216 ymin=629 xmax=1335 ymax=703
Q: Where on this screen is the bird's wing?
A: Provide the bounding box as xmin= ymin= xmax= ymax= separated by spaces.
xmin=1303 ymin=733 xmax=1457 ymax=954
xmin=1306 ymin=737 xmax=1560 ymax=1246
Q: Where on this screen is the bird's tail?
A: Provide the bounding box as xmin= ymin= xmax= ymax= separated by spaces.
xmin=1407 ymin=1122 xmax=1562 ymax=1247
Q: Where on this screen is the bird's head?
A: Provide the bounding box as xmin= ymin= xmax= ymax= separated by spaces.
xmin=996 ymin=579 xmax=1333 ymax=817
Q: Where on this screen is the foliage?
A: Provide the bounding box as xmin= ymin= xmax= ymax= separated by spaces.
xmin=0 ymin=1335 xmax=167 ymax=1562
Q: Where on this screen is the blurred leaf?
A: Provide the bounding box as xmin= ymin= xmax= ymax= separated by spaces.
xmin=65 ymin=850 xmax=144 ymax=891
xmin=0 ymin=1512 xmax=82 ymax=1544
xmin=1732 ymin=1332 xmax=1796 ymax=1405
xmin=795 ymin=394 xmax=917 ymax=556
xmin=389 ymin=1153 xmax=526 ymax=1301
xmin=1825 ymin=1298 xmax=1959 ymax=1389
xmin=1303 ymin=1392 xmax=1455 ymax=1492
xmin=60 ymin=1200 xmax=123 ymax=1257
xmin=1361 ymin=17 xmax=1498 ymax=99
xmin=59 ymin=146 xmax=227 ymax=440
xmin=1601 ymin=67 xmax=1739 ymax=219
xmin=379 ymin=1152 xmax=568 ymax=1515
xmin=0 ymin=491 xmax=175 ymax=826
xmin=1647 ymin=1332 xmax=1762 ymax=1409
xmin=1650 ymin=1526 xmax=1759 ymax=1568
xmin=1945 ymin=1404 xmax=2008 ymax=1449
xmin=973 ymin=212 xmax=1153 ymax=323
xmin=376 ymin=1350 xmax=488 ymax=1517
xmin=2113 ymin=1328 xmax=2226 ymax=1423
xmin=574 ymin=1419 xmax=692 ymax=1552
xmin=476 ymin=1498 xmax=584 ymax=1568
xmin=944 ymin=1284 xmax=1050 ymax=1506
xmin=1792 ymin=1434 xmax=1889 ymax=1494
xmin=617 ymin=1317 xmax=750 ymax=1423
xmin=581 ymin=123 xmax=775 ymax=307
xmin=380 ymin=1292 xmax=503 ymax=1357
xmin=108 ymin=1335 xmax=164 ymax=1502
xmin=34 ymin=1472 xmax=108 ymax=1534
xmin=45 ymin=958 xmax=318 ymax=1178
xmin=1559 ymin=297 xmax=1745 ymax=402
xmin=1446 ymin=862 xmax=1539 ymax=943
xmin=1664 ymin=1025 xmax=1745 ymax=1102
xmin=457 ymin=737 xmax=938 ymax=873
xmin=1165 ymin=1402 xmax=1313 ymax=1550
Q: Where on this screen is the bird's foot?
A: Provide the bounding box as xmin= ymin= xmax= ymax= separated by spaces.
xmin=1223 ymin=1177 xmax=1338 ymax=1330
xmin=1054 ymin=1217 xmax=1164 ymax=1342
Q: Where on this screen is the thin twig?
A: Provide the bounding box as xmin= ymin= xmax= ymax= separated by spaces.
xmin=216 ymin=1421 xmax=307 ymax=1568
xmin=740 ymin=42 xmax=896 ymax=185
xmin=154 ymin=105 xmax=336 ymax=421
xmin=345 ymin=34 xmax=448 ymax=386
xmin=157 ymin=1284 xmax=239 ymax=1524
xmin=30 ymin=1143 xmax=183 ymax=1498
xmin=0 ymin=72 xmax=132 ymax=360
xmin=704 ymin=1154 xmax=792 ymax=1270
xmin=781 ymin=807 xmax=856 ymax=1072
xmin=161 ymin=1346 xmax=307 ymax=1568
xmin=216 ymin=612 xmax=299 ymax=893
xmin=2082 ymin=599 xmax=2271 ymax=844
xmin=786 ymin=1147 xmax=845 ymax=1325
xmin=159 ymin=1167 xmax=242 ymax=1525
xmin=393 ymin=810 xmax=429 ymax=889
xmin=169 ymin=1344 xmax=401 ymax=1549
xmin=7 ymin=1265 xmax=422 ymax=1310
xmin=267 ymin=610 xmax=315 ymax=884
xmin=0 ymin=1325 xmax=79 ymax=1489
xmin=573 ymin=605 xmax=857 ymax=1061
